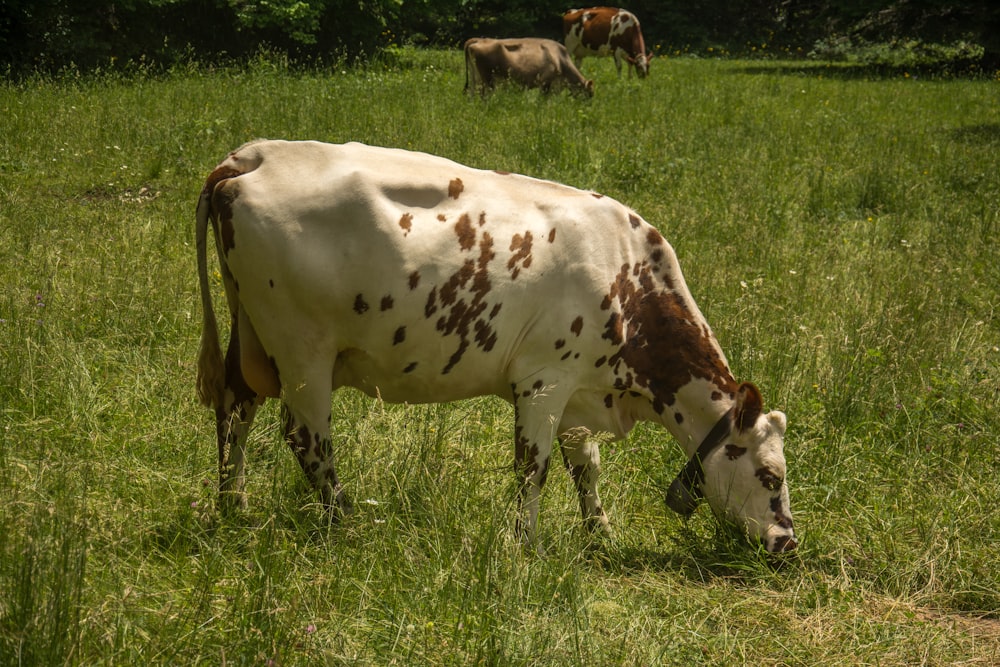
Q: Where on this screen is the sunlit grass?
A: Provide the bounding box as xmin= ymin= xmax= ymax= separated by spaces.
xmin=1 ymin=50 xmax=998 ymax=664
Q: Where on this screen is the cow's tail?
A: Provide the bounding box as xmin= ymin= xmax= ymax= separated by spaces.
xmin=196 ymin=183 xmax=226 ymax=410
xmin=463 ymin=38 xmax=478 ymax=96
xmin=463 ymin=44 xmax=469 ymax=93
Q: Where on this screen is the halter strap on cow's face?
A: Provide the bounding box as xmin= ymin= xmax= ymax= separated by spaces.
xmin=665 ymin=408 xmax=734 ymax=516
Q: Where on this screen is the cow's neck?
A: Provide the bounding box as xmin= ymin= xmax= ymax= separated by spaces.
xmin=656 ymin=378 xmax=737 ymax=459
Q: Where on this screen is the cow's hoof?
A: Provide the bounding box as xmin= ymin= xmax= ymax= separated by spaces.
xmin=217 ymin=490 xmax=248 ymax=514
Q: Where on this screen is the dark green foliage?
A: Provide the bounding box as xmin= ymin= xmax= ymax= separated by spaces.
xmin=1 ymin=0 xmax=999 ymax=75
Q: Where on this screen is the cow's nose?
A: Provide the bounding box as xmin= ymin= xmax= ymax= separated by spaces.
xmin=770 ymin=534 xmax=798 ymax=553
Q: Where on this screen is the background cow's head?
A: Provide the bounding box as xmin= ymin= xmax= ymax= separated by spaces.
xmin=666 ymin=383 xmax=797 ymax=553
xmin=628 ymin=52 xmax=652 ymax=78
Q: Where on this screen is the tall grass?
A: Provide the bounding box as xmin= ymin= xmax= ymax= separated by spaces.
xmin=1 ymin=50 xmax=998 ymax=664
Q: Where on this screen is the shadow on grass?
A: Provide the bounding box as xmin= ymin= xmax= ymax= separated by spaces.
xmin=143 ymin=488 xmax=354 ymax=561
xmin=729 ymin=60 xmax=991 ymax=81
xmin=585 ymin=521 xmax=802 ymax=585
xmin=948 ymin=124 xmax=1000 ymax=144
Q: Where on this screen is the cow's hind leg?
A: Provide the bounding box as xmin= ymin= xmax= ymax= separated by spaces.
xmin=558 ymin=428 xmax=611 ymax=537
xmin=280 ymin=367 xmax=351 ymax=518
xmin=217 ymin=317 xmax=260 ymax=511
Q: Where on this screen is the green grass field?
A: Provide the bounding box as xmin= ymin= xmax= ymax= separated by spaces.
xmin=2 ymin=49 xmax=999 ymax=665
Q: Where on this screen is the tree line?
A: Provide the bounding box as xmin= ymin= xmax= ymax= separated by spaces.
xmin=1 ymin=0 xmax=997 ymax=75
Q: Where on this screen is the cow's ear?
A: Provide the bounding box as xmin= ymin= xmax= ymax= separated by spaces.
xmin=734 ymin=382 xmax=763 ymax=433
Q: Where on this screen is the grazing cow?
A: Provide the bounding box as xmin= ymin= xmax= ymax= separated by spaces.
xmin=196 ymin=139 xmax=797 ymax=553
xmin=464 ymin=37 xmax=594 ymax=97
xmin=563 ymin=7 xmax=652 ymax=78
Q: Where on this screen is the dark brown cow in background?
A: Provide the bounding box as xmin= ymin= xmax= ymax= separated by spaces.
xmin=563 ymin=7 xmax=652 ymax=78
xmin=464 ymin=37 xmax=594 ymax=97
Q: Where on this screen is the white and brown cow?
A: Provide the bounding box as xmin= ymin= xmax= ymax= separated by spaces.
xmin=563 ymin=7 xmax=652 ymax=78
xmin=464 ymin=37 xmax=594 ymax=97
xmin=196 ymin=139 xmax=797 ymax=553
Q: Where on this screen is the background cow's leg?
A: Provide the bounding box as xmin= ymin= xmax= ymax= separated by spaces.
xmin=217 ymin=317 xmax=259 ymax=511
xmin=280 ymin=368 xmax=351 ymax=518
xmin=511 ymin=378 xmax=570 ymax=547
xmin=558 ymin=429 xmax=611 ymax=537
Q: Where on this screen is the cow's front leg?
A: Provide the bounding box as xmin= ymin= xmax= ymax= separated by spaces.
xmin=282 ymin=394 xmax=352 ymax=520
xmin=558 ymin=429 xmax=611 ymax=537
xmin=511 ymin=379 xmax=568 ymax=548
xmin=217 ymin=319 xmax=260 ymax=511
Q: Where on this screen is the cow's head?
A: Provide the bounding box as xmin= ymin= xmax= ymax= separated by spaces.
xmin=627 ymin=52 xmax=652 ymax=78
xmin=666 ymin=383 xmax=797 ymax=553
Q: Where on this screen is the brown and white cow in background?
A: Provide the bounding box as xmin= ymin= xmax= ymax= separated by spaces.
xmin=196 ymin=139 xmax=797 ymax=553
xmin=563 ymin=7 xmax=652 ymax=78
xmin=464 ymin=37 xmax=594 ymax=97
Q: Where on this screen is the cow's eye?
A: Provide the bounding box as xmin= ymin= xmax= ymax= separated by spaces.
xmin=755 ymin=467 xmax=783 ymax=491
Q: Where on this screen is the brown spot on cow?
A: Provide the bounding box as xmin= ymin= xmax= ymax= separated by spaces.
xmin=203 ymin=166 xmax=245 ymax=254
xmin=555 ymin=338 xmax=566 ymax=349
xmin=353 ymin=294 xmax=369 ymax=314
xmin=725 ymin=445 xmax=748 ymax=460
xmin=403 ymin=361 xmax=418 ymax=373
xmin=513 ymin=424 xmax=530 ymax=470
xmin=595 ymin=355 xmax=607 ymax=367
xmin=399 ymin=212 xmax=413 ymax=236
xmin=674 ymin=412 xmax=684 ymax=424
xmin=455 ymin=213 xmax=476 ymax=251
xmin=202 ymin=164 xmax=244 ymax=199
xmin=507 ymin=231 xmax=533 ymax=279
xmin=426 ymin=231 xmax=497 ymax=374
xmin=603 ymin=312 xmax=623 ymax=345
xmin=628 ymin=213 xmax=642 ymax=229
xmin=757 ymin=467 xmax=783 ymax=492
xmin=437 ymin=214 xmax=447 ymax=222
xmin=770 ymin=496 xmax=794 ymax=529
xmin=217 ymin=196 xmax=239 ymax=254
xmin=548 ymin=228 xmax=557 ymax=243
xmin=408 ymin=271 xmax=421 ymax=290
xmin=381 ymin=295 xmax=394 ymax=311
xmin=425 ymin=287 xmax=438 ymax=317
xmin=438 ymin=260 xmax=475 ymax=307
xmin=449 ymin=178 xmax=464 ymax=199
xmin=570 ymin=316 xmax=584 ymax=336
xmin=393 ymin=326 xmax=406 ymax=345
xmin=602 ymin=261 xmax=737 ymax=406
xmin=647 ymin=228 xmax=664 ymax=246
xmin=474 ymin=318 xmax=497 ymax=351
xmin=603 ymin=393 xmax=613 ymax=408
